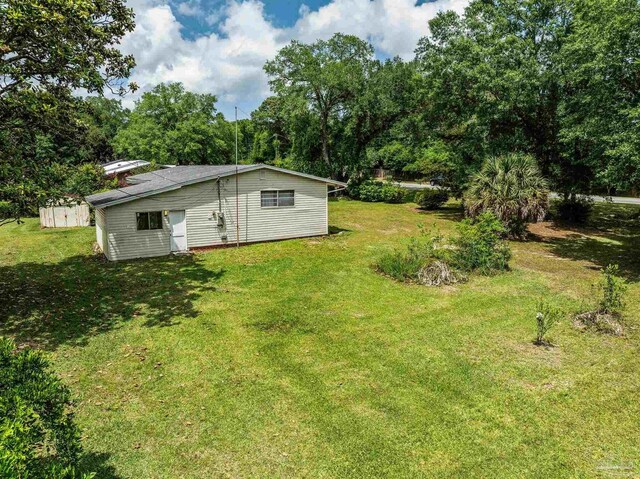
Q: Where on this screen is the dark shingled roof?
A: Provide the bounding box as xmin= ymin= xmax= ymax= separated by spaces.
xmin=86 ymin=164 xmax=345 ymax=208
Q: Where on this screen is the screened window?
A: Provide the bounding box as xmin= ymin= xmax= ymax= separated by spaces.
xmin=261 ymin=191 xmax=278 ymax=207
xmin=261 ymin=190 xmax=295 ymax=207
xmin=278 ymin=190 xmax=295 ymax=207
xmin=136 ymin=211 xmax=163 ymax=230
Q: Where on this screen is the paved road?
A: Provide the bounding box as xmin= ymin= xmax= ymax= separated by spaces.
xmin=394 ymin=181 xmax=640 ymax=205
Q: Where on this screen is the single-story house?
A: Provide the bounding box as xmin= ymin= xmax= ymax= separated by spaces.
xmin=85 ymin=164 xmax=346 ymax=261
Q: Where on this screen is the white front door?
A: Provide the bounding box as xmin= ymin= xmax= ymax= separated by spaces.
xmin=169 ymin=210 xmax=187 ymax=252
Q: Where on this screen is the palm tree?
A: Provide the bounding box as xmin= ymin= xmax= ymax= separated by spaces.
xmin=464 ymin=154 xmax=549 ymax=238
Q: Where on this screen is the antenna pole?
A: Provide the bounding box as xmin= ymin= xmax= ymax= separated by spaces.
xmin=235 ymin=106 xmax=240 ymax=247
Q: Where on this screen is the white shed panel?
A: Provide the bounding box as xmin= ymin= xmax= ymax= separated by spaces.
xmin=39 ymin=202 xmax=91 ymax=228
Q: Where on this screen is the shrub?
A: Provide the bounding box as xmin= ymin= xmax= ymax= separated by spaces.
xmin=464 ymin=154 xmax=549 ymax=238
xmin=375 ymin=233 xmax=443 ymax=281
xmin=376 ymin=215 xmax=511 ymax=285
xmin=451 ymin=212 xmax=511 ymax=275
xmin=598 ymin=264 xmax=627 ymax=314
xmin=534 ymin=300 xmax=563 ymax=346
xmin=349 ymin=179 xmax=406 ymax=203
xmin=65 ymin=163 xmax=117 ymax=197
xmin=368 ymin=142 xmax=414 ymax=172
xmin=573 ymin=264 xmax=627 ymax=336
xmin=415 ymin=189 xmax=449 ymax=210
xmin=555 ymin=196 xmax=593 ymax=224
xmin=0 ymin=338 xmax=91 ymax=479
xmin=376 ymin=214 xmax=510 ymax=285
xmin=402 ymin=189 xmax=418 ymax=204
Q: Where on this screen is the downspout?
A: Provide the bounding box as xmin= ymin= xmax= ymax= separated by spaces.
xmin=216 ymin=177 xmax=222 ymax=214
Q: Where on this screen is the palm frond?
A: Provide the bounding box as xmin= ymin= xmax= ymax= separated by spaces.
xmin=464 ymin=153 xmax=550 ymax=237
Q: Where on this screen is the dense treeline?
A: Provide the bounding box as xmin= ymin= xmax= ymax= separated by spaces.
xmin=256 ymin=0 xmax=640 ymax=197
xmin=1 ymin=0 xmax=639 ymax=224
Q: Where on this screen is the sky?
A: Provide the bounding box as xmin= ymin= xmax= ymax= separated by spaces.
xmin=114 ymin=0 xmax=469 ymax=118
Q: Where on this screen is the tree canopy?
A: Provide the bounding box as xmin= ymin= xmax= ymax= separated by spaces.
xmin=0 ymin=0 xmax=136 ymax=224
xmin=114 ymin=83 xmax=236 ymax=166
xmin=415 ymin=0 xmax=640 ymax=196
xmin=263 ymin=33 xmax=420 ymax=179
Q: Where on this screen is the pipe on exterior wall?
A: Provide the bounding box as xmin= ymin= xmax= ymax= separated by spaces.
xmin=216 ymin=177 xmax=222 ymax=213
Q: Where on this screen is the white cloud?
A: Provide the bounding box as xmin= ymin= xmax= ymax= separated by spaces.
xmin=114 ymin=0 xmax=469 ymax=116
xmin=176 ymin=1 xmax=203 ymax=16
xmin=292 ymin=0 xmax=467 ymax=58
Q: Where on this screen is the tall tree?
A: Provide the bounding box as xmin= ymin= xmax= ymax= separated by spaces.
xmin=415 ymin=0 xmax=640 ymax=196
xmin=249 ymin=96 xmax=291 ymax=164
xmin=80 ymin=97 xmax=130 ymax=164
xmin=0 ymin=0 xmax=136 ymax=224
xmin=114 ymin=83 xmax=236 ymax=165
xmin=341 ymin=58 xmax=423 ymax=175
xmin=416 ymin=0 xmax=571 ymax=183
xmin=264 ymin=34 xmax=374 ymax=176
xmin=264 ymin=34 xmax=420 ymax=179
xmin=559 ymin=0 xmax=640 ymax=194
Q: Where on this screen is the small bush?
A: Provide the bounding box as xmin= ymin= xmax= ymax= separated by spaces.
xmin=376 ymin=233 xmax=443 ymax=281
xmin=415 ymin=189 xmax=449 ymax=210
xmin=348 ymin=180 xmax=407 ymax=203
xmin=573 ymin=264 xmax=627 ymax=336
xmin=451 ymin=212 xmax=511 ymax=275
xmin=376 ymin=216 xmax=510 ymax=285
xmin=556 ymin=196 xmax=593 ymax=224
xmin=375 ymin=250 xmax=422 ymax=281
xmin=534 ymin=300 xmax=563 ymax=345
xmin=403 ymin=189 xmax=418 ymax=204
xmin=598 ymin=264 xmax=627 ymax=314
xmin=0 ymin=338 xmax=91 ymax=479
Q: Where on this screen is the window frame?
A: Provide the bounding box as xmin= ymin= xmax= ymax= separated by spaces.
xmin=260 ymin=190 xmax=295 ymax=208
xmin=136 ymin=211 xmax=163 ymax=231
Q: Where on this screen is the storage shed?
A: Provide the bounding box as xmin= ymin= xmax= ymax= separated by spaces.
xmin=39 ymin=200 xmax=91 ymax=228
xmin=85 ymin=164 xmax=346 ymax=261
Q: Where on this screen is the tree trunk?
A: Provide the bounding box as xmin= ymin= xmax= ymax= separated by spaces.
xmin=320 ymin=110 xmax=330 ymax=168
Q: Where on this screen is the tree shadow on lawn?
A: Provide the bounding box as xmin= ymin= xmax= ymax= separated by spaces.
xmin=428 ymin=204 xmax=465 ymax=222
xmin=529 ymin=209 xmax=640 ymax=282
xmin=0 ymin=254 xmax=224 ymax=350
xmin=80 ymin=452 xmax=124 ymax=479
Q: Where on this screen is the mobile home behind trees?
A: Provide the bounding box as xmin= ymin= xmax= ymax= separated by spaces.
xmin=85 ymin=164 xmax=346 ymax=261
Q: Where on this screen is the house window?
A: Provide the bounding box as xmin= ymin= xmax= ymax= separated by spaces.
xmin=261 ymin=190 xmax=295 ymax=207
xmin=278 ymin=190 xmax=295 ymax=207
xmin=136 ymin=211 xmax=163 ymax=230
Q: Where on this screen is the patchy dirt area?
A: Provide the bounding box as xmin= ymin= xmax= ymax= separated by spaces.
xmin=528 ymin=221 xmax=591 ymax=241
xmin=574 ymin=310 xmax=625 ymax=336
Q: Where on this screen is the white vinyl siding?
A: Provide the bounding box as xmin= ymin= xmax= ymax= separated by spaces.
xmin=95 ymin=208 xmax=109 ymax=259
xmin=100 ymin=169 xmax=328 ymax=261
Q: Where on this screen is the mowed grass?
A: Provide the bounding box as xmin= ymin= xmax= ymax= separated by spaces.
xmin=1 ymin=200 xmax=639 ymax=478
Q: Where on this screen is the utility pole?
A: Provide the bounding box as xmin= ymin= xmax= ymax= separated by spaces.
xmin=272 ymin=133 xmax=281 ymax=163
xmin=235 ymin=106 xmax=240 ymax=247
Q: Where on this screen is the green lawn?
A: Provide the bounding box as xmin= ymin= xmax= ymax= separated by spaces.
xmin=1 ymin=200 xmax=639 ymax=478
